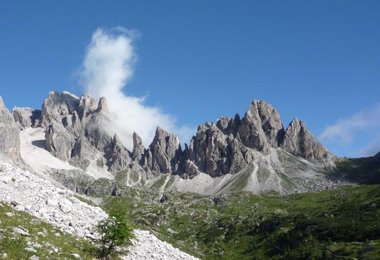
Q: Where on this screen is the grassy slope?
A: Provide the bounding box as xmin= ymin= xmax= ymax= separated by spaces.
xmin=103 ymin=185 xmax=380 ymax=259
xmin=3 ymin=153 xmax=379 ymax=259
xmin=0 ymin=203 xmax=97 ymax=259
xmin=329 ymin=152 xmax=380 ymax=184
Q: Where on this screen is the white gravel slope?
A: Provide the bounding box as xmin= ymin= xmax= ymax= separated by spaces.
xmin=20 ymin=127 xmax=77 ymax=172
xmin=0 ymin=155 xmax=198 ymax=259
xmin=124 ymin=230 xmax=198 ymax=260
xmin=20 ymin=127 xmax=114 ymax=180
xmin=0 ymin=156 xmax=106 ymax=238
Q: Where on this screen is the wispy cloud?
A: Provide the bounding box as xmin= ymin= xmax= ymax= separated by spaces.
xmin=319 ymin=102 xmax=380 ymax=157
xmin=79 ymin=27 xmax=192 ymax=149
xmin=359 ymin=135 xmax=380 ymax=157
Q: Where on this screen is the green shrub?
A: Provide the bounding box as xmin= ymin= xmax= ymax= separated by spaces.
xmin=96 ymin=210 xmax=133 ymax=258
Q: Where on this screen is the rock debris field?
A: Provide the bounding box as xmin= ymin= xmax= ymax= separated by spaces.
xmin=0 ymin=156 xmax=198 ymax=259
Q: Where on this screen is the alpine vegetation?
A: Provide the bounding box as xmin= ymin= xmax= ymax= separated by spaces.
xmin=1 ymin=2 xmax=379 ymax=258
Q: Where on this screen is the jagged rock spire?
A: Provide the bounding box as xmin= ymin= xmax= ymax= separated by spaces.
xmin=97 ymin=97 xmax=108 ymax=114
xmin=12 ymin=107 xmax=41 ymax=128
xmin=281 ymin=118 xmax=329 ymax=161
xmin=18 ymin=91 xmax=331 ymax=178
xmin=143 ymin=127 xmax=182 ymax=173
xmin=132 ymin=132 xmax=145 ymax=163
xmin=0 ymin=97 xmax=20 ymax=161
xmin=237 ymin=100 xmax=285 ymax=152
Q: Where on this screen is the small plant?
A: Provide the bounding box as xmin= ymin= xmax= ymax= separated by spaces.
xmin=95 ymin=210 xmax=133 ymax=258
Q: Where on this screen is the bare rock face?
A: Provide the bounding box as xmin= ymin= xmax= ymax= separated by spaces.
xmin=143 ymin=127 xmax=182 ymax=173
xmin=0 ymin=97 xmax=20 ymax=161
xmin=12 ymin=107 xmax=41 ymax=128
xmin=190 ymin=123 xmax=231 ymax=177
xmin=45 ymin=122 xmax=75 ymax=161
xmin=183 ymin=159 xmax=199 ymax=178
xmin=185 ymin=100 xmax=272 ymax=177
xmin=238 ymin=104 xmax=269 ymax=152
xmin=186 ymin=100 xmax=329 ymax=176
xmin=189 ymin=122 xmax=253 ymax=177
xmin=77 ymin=95 xmax=97 ymax=122
xmin=69 ymin=137 xmax=93 ymax=169
xmin=96 ymin=97 xmax=108 ymax=114
xmin=84 ymin=116 xmax=112 ymax=151
xmin=132 ymin=132 xmax=145 ymax=163
xmin=227 ymin=136 xmax=255 ymax=174
xmin=254 ymin=100 xmax=285 ymax=147
xmin=238 ymin=100 xmax=284 ymax=152
xmin=41 ymin=91 xmax=80 ymax=128
xmin=20 ymin=92 xmax=332 ymax=180
xmin=281 ymin=119 xmax=329 ymax=161
xmin=41 ymin=91 xmax=131 ymax=172
xmin=105 ymin=134 xmax=132 ymax=173
xmin=216 ymin=114 xmax=241 ymax=136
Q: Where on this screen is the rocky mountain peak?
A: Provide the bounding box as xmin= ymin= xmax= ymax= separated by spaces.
xmin=0 ymin=97 xmax=20 ymax=161
xmin=39 ymin=92 xmax=132 ymax=173
xmin=190 ymin=122 xmax=231 ymax=176
xmin=186 ymin=99 xmax=330 ymax=176
xmin=189 ymin=119 xmax=254 ymax=177
xmin=2 ymin=91 xmax=332 ymax=180
xmin=253 ymin=100 xmax=285 ymax=146
xmin=0 ymin=97 xmax=4 ymax=107
xmin=78 ymin=95 xmax=97 ymax=120
xmin=104 ymin=133 xmax=132 ymax=172
xmin=246 ymin=100 xmax=284 ymax=143
xmin=12 ymin=107 xmax=41 ymax=129
xmin=97 ymin=97 xmax=108 ymax=114
xmin=41 ymin=91 xmax=80 ymax=127
xmin=281 ymin=118 xmax=329 ymax=161
xmin=216 ymin=114 xmax=241 ymax=136
xmin=112 ymin=133 xmax=122 ymax=146
xmin=237 ymin=100 xmax=270 ymax=152
xmin=132 ymin=132 xmax=145 ymax=162
xmin=143 ymin=127 xmax=182 ymax=173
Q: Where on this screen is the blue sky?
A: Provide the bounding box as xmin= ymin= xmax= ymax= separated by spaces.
xmin=0 ymin=1 xmax=379 ymax=157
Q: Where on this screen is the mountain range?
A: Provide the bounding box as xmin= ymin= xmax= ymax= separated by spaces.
xmin=1 ymin=91 xmax=342 ymax=196
xmin=1 ymin=91 xmax=380 ymax=259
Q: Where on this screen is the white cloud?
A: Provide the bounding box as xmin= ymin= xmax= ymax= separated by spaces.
xmin=79 ymin=27 xmax=192 ymax=149
xmin=319 ymin=102 xmax=380 ymax=156
xmin=359 ymin=135 xmax=380 ymax=157
xmin=320 ymin=102 xmax=380 ymax=143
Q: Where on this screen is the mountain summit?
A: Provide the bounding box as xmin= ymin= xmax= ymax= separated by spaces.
xmin=2 ymin=91 xmax=336 ymax=195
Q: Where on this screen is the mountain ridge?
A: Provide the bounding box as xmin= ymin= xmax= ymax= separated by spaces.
xmin=1 ymin=91 xmax=337 ymax=195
